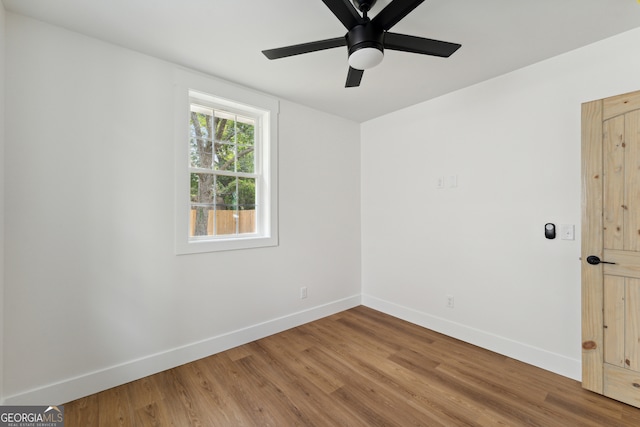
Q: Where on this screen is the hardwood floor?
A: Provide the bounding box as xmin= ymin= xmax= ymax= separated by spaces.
xmin=65 ymin=306 xmax=640 ymax=426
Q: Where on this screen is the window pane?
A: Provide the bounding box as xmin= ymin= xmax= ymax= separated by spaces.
xmin=238 ymin=176 xmax=256 ymax=234
xmin=213 ymin=115 xmax=233 ymax=171
xmin=236 ymin=119 xmax=255 ymax=173
xmin=190 ymin=112 xmax=214 ymax=169
xmin=190 ymin=138 xmax=214 ymax=169
xmin=237 ymin=143 xmax=255 ymax=174
xmin=190 ymin=173 xmax=214 ymax=203
xmin=213 ymin=141 xmax=235 ymax=172
xmin=215 ymin=175 xmax=235 ymax=210
xmin=190 ymin=173 xmax=214 ymax=236
xmin=238 ymin=177 xmax=256 ymax=211
xmin=213 ymin=209 xmax=237 ymax=236
xmin=190 ymin=206 xmax=212 ymax=237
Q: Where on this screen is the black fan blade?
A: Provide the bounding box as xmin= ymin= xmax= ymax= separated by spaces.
xmin=345 ymin=67 xmax=364 ymax=87
xmin=322 ymin=0 xmax=364 ymax=30
xmin=384 ymin=32 xmax=461 ymax=57
xmin=372 ymin=0 xmax=425 ymax=31
xmin=263 ymin=37 xmax=346 ymax=60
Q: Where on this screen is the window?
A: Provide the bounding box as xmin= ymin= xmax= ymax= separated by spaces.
xmin=189 ymin=101 xmax=258 ymax=238
xmin=175 ymin=70 xmax=278 ymax=254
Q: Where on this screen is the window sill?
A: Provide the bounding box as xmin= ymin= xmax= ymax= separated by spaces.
xmin=176 ymin=234 xmax=278 ymax=255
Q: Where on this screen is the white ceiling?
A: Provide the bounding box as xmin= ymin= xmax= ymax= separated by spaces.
xmin=4 ymin=0 xmax=640 ymax=122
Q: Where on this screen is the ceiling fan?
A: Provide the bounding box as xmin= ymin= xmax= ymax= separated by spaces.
xmin=262 ymin=0 xmax=461 ymax=88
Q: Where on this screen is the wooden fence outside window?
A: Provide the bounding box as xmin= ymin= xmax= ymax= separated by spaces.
xmin=190 ymin=210 xmax=256 ymax=236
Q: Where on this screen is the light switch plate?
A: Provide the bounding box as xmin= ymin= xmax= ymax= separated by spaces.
xmin=560 ymin=224 xmax=575 ymax=240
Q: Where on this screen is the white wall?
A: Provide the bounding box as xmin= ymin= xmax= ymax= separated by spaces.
xmin=0 ymin=1 xmax=6 ymax=405
xmin=361 ymin=27 xmax=640 ymax=380
xmin=3 ymin=13 xmax=361 ymax=404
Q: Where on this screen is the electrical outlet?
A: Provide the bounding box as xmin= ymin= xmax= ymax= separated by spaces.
xmin=446 ymin=295 xmax=455 ymax=309
xmin=300 ymin=287 xmax=308 ymax=299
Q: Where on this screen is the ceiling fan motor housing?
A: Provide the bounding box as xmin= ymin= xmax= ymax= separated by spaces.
xmin=346 ymin=23 xmax=384 ymax=57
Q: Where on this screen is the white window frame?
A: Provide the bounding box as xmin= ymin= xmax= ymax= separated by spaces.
xmin=174 ymin=69 xmax=278 ymax=254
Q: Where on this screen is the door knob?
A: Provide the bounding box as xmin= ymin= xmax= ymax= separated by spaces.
xmin=586 ymin=255 xmax=616 ymax=265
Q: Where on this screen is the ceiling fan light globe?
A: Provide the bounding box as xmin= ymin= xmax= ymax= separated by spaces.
xmin=348 ymin=47 xmax=384 ymax=70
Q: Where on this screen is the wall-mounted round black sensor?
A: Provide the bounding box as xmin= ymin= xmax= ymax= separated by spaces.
xmin=545 ymin=223 xmax=556 ymax=239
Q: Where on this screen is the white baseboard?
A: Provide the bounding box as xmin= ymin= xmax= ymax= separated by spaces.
xmin=3 ymin=295 xmax=361 ymax=405
xmin=362 ymin=294 xmax=581 ymax=381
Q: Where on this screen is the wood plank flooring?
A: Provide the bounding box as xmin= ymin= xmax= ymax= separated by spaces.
xmin=64 ymin=306 xmax=640 ymax=426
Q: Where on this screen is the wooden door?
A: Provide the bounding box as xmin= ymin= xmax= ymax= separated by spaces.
xmin=582 ymin=89 xmax=640 ymax=407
